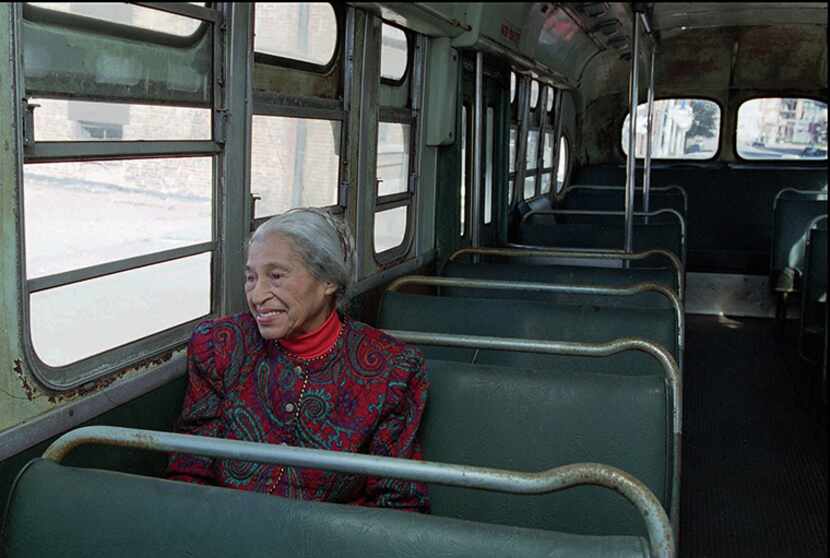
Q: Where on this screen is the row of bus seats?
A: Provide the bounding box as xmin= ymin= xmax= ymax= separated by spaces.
xmin=373 ymin=186 xmax=686 ymax=549
xmin=1 ymin=186 xmax=684 ymax=558
xmin=769 ymin=188 xmax=827 ymax=402
xmin=513 ymin=185 xmax=688 ymax=269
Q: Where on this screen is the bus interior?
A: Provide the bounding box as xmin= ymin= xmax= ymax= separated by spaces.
xmin=0 ymin=3 xmax=827 ymax=557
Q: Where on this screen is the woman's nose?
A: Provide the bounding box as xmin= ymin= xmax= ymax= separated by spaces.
xmin=249 ymin=279 xmax=272 ymax=305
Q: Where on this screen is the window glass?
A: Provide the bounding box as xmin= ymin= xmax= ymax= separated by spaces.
xmin=509 ymin=127 xmax=517 ymax=173
xmin=460 ymin=107 xmax=467 ymax=235
xmin=546 ymin=86 xmax=554 ymax=113
xmin=380 ymin=23 xmax=408 ymax=81
xmin=31 ymin=253 xmax=211 ymax=366
xmin=510 ymin=72 xmax=516 ymax=104
xmin=523 ymin=176 xmax=536 ymax=200
xmin=254 ymin=2 xmax=338 ymax=67
xmin=541 ymin=174 xmax=551 ymax=195
xmin=508 ymin=179 xmax=514 ymax=205
xmin=543 ymin=131 xmax=554 ymax=168
xmin=556 ymin=136 xmax=569 ymax=193
xmin=29 ymin=2 xmax=202 ymax=36
xmin=24 ymin=158 xmax=212 ymax=278
xmin=374 ymin=206 xmax=407 ymax=253
xmin=376 ymin=122 xmax=410 ymax=196
xmin=251 ymin=116 xmax=340 ymax=218
xmin=737 ymin=98 xmax=827 ymax=160
xmin=484 ymin=107 xmax=494 ymax=224
xmin=622 ymin=99 xmax=721 ymax=159
xmin=530 ymin=81 xmax=539 ymax=110
xmin=32 ymin=98 xmax=211 ymax=142
xmin=526 ymin=130 xmax=539 ymax=169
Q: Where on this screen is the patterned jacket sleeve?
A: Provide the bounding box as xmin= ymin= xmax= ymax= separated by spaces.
xmin=362 ymin=344 xmax=431 ymax=513
xmin=166 ymin=320 xmax=225 ymax=484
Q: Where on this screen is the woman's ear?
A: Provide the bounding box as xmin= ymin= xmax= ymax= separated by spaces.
xmin=323 ymin=281 xmax=338 ymax=296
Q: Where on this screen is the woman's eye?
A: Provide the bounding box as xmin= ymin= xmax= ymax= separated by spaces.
xmin=269 ymin=272 xmax=283 ymax=281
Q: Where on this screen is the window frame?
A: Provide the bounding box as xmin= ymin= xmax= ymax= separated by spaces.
xmin=619 ymin=96 xmax=724 ymax=162
xmin=248 ymin=109 xmax=346 ymax=229
xmin=372 ymin=107 xmax=417 ymax=262
xmin=378 ymin=20 xmax=412 ymax=87
xmin=17 ymin=2 xmax=225 ymax=390
xmin=734 ymin=96 xmax=828 ymax=163
xmin=23 ymin=2 xmax=213 ymax=46
xmin=554 ymin=134 xmax=571 ymax=199
xmin=252 ymin=2 xmax=344 ymax=75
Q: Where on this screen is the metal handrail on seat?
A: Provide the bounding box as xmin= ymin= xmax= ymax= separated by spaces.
xmin=384 ymin=329 xmax=682 ymax=541
xmin=385 ymin=275 xmax=685 ymax=374
xmin=447 ymin=246 xmax=685 ymax=302
xmin=42 ymin=425 xmax=675 ymax=558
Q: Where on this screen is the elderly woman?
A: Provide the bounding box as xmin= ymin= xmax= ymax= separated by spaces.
xmin=166 ymin=208 xmax=430 ymax=513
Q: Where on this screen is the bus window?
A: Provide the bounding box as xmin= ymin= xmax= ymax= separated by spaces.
xmin=524 ymin=129 xmax=539 ymax=199
xmin=484 ymin=106 xmax=494 ymax=224
xmin=254 ymin=2 xmax=338 ymax=68
xmin=250 ymin=116 xmax=341 ymax=218
xmin=621 ymin=99 xmax=721 ymax=160
xmin=24 ymin=157 xmax=213 ymax=366
xmin=540 ymin=131 xmax=554 ymax=194
xmin=529 ymin=80 xmax=539 ymax=110
xmin=374 ymin=206 xmax=407 ymax=253
xmin=545 ymin=86 xmax=554 ymax=113
xmin=376 ymin=122 xmax=410 ymax=196
xmin=380 ymin=23 xmax=408 ymax=82
xmin=737 ymin=98 xmax=827 ymax=160
xmin=555 ymin=136 xmax=569 ymax=194
xmin=510 ymin=71 xmax=516 ymax=104
xmin=31 ymin=98 xmax=211 ymax=142
xmin=28 ymin=2 xmax=203 ymax=36
xmin=460 ymin=106 xmax=467 ymax=235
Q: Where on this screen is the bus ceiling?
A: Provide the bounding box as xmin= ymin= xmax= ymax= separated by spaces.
xmin=351 ymin=3 xmax=826 ymax=95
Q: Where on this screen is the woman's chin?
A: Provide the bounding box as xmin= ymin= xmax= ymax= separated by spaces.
xmin=256 ymin=321 xmax=289 ymax=340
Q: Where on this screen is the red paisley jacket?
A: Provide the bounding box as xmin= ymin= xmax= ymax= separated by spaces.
xmin=166 ymin=312 xmax=430 ymax=513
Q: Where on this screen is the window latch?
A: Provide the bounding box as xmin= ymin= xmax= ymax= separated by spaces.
xmin=22 ymin=99 xmax=39 ymax=147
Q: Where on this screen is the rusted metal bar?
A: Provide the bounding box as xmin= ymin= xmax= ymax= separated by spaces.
xmin=43 ymin=425 xmax=674 ymax=558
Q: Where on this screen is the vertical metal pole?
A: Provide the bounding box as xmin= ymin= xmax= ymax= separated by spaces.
xmin=624 ymin=16 xmax=641 ymax=254
xmin=471 ymin=51 xmax=484 ymax=255
xmin=643 ymin=43 xmax=656 ymax=223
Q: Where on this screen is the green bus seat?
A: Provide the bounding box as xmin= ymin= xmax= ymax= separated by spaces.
xmin=770 ymin=188 xmax=827 ymax=295
xmin=441 ymin=261 xmax=677 ymax=308
xmin=1 ymin=458 xmax=651 ymax=558
xmin=559 ymin=186 xmax=687 ymax=219
xmin=378 ymin=292 xmax=679 ymax=374
xmin=517 ymin=220 xmax=683 ymax=268
xmin=800 ymin=216 xmax=827 ymax=361
xmin=423 ymin=359 xmax=670 ymax=538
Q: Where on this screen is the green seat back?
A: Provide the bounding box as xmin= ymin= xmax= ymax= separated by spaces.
xmin=517 ymin=220 xmax=683 ymax=267
xmin=770 ymin=191 xmax=827 ymax=281
xmin=442 ymin=261 xmax=677 ymax=308
xmin=378 ymin=292 xmax=678 ymax=374
xmin=423 ymin=360 xmax=669 ymax=537
xmin=1 ymin=459 xmax=649 ymax=558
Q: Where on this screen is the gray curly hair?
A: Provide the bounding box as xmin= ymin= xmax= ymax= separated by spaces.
xmin=248 ymin=208 xmax=356 ymax=311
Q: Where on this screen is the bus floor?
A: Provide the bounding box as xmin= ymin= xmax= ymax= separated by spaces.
xmin=681 ymin=314 xmax=827 ymax=558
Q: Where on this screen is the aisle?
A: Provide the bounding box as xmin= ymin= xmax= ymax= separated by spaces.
xmin=680 ymin=315 xmax=827 ymax=558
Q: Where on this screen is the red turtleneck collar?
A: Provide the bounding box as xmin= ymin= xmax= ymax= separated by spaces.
xmin=279 ymin=309 xmax=342 ymax=360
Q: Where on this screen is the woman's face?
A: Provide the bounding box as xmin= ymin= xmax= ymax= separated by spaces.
xmin=245 ymin=233 xmax=337 ymax=340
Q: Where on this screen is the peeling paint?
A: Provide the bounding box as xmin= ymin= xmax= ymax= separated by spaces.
xmin=13 ymin=359 xmax=37 ymax=401
xmin=44 ymin=349 xmax=175 ymax=404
